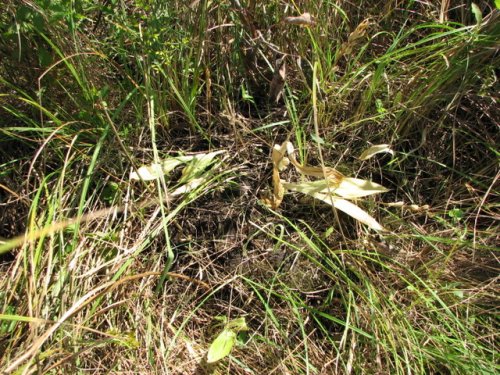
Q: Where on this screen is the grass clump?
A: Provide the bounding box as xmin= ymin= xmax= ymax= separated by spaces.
xmin=1 ymin=1 xmax=498 ymax=374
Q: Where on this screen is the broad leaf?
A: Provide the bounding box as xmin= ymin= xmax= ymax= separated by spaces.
xmin=171 ymin=177 xmax=206 ymax=196
xmin=226 ymin=317 xmax=248 ymax=331
xmin=282 ymin=180 xmax=335 ymax=195
xmin=358 ymin=144 xmax=394 ymax=160
xmin=334 ymin=178 xmax=388 ymax=199
xmin=262 ymin=141 xmax=388 ymax=229
xmin=130 ymin=158 xmax=185 ymax=181
xmin=284 ymin=182 xmax=385 ymax=231
xmin=179 ymin=151 xmax=225 ymax=183
xmin=312 ymin=193 xmax=385 ymax=231
xmin=130 ymin=163 xmax=165 ymax=181
xmin=207 ymin=329 xmax=237 ymax=363
xmin=130 ymin=151 xmax=224 ymax=181
xmin=284 ymin=178 xmax=387 ymax=199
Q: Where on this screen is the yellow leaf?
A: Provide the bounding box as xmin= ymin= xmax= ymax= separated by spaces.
xmin=312 ymin=193 xmax=385 ymax=231
xmin=282 ymin=180 xmax=335 ymax=195
xmin=130 ymin=151 xmax=224 ymax=181
xmin=283 ymin=182 xmax=385 ymax=230
xmin=283 ymin=178 xmax=387 ymax=199
xmin=334 ymin=178 xmax=388 ymax=199
xmin=286 ymin=142 xmax=344 ymax=183
xmin=265 ymin=142 xmax=290 ymax=208
xmin=358 ymin=144 xmax=394 ymax=160
xmin=207 ymin=329 xmax=237 ymax=363
xmin=339 ymin=18 xmax=370 ymax=57
xmin=272 ymin=143 xmax=289 ymax=171
xmin=347 ymin=18 xmax=370 ymax=43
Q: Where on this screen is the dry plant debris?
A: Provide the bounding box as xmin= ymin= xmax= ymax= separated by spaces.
xmin=262 ymin=141 xmax=388 ymax=231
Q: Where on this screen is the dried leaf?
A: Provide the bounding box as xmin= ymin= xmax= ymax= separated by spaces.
xmin=339 ymin=18 xmax=370 ymax=57
xmin=285 ymin=142 xmax=345 ymax=182
xmin=312 ymin=193 xmax=385 ymax=231
xmin=179 ymin=150 xmax=225 ymax=183
xmin=130 ymin=163 xmax=166 ymax=181
xmin=347 ymin=18 xmax=370 ymax=43
xmin=284 ymin=12 xmax=315 ymax=27
xmin=334 ymin=178 xmax=388 ymax=199
xmin=130 ymin=151 xmax=224 ymax=181
xmin=171 ymin=177 xmax=206 ymax=196
xmin=264 ymin=142 xmax=289 ymax=208
xmin=265 ymin=141 xmax=387 ymax=229
xmin=272 ymin=142 xmax=289 ymax=170
xmin=270 ymin=173 xmax=285 ymax=209
xmin=284 ymin=182 xmax=385 ymax=230
xmin=207 ymin=329 xmax=237 ymax=363
xmin=282 ymin=180 xmax=336 ymax=195
xmin=358 ymin=144 xmax=394 ymax=160
xmin=283 ymin=177 xmax=386 ymax=199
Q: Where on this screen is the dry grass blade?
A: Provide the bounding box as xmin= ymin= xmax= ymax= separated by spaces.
xmin=3 ymin=272 xmax=209 ymax=373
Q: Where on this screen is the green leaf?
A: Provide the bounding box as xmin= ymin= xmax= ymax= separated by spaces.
xmin=471 ymin=3 xmax=482 ymax=25
xmin=16 ymin=6 xmax=32 ymax=22
xmin=38 ymin=48 xmax=52 ymax=67
xmin=448 ymin=208 xmax=464 ymax=221
xmin=207 ymin=329 xmax=237 ymax=363
xmin=496 ymin=0 xmax=500 ymax=10
xmin=375 ymin=99 xmax=387 ymax=114
xmin=32 ymin=13 xmax=46 ymax=31
xmin=226 ymin=317 xmax=248 ymax=331
xmin=311 ymin=133 xmax=325 ymax=145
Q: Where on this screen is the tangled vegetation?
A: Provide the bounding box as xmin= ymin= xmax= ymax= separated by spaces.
xmin=1 ymin=1 xmax=498 ymax=373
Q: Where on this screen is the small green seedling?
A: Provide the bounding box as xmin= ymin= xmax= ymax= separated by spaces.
xmin=206 ymin=317 xmax=248 ymax=364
